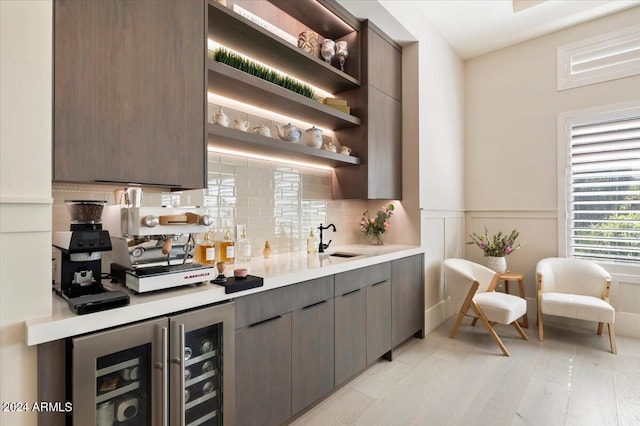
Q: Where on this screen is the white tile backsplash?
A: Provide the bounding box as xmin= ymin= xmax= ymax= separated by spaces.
xmin=51 ymin=153 xmax=368 ymax=258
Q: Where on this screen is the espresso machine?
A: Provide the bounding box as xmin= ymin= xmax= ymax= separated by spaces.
xmin=102 ymin=205 xmax=216 ymax=293
xmin=53 ymin=200 xmax=130 ymax=314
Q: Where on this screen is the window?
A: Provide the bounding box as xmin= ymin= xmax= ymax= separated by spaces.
xmin=558 ymin=101 xmax=640 ymax=266
xmin=557 ymin=25 xmax=640 ymax=91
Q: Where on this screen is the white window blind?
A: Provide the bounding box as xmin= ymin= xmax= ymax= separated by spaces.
xmin=557 ymin=25 xmax=640 ymax=91
xmin=567 ymin=112 xmax=640 ymax=263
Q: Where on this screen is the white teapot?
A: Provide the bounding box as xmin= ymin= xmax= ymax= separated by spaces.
xmin=214 ymin=108 xmax=229 ymax=127
xmin=253 ymin=124 xmax=271 ymax=137
xmin=304 ymin=126 xmax=323 ymax=149
xmin=276 ymin=123 xmax=302 ymax=143
xmin=234 ymin=119 xmax=250 ymax=132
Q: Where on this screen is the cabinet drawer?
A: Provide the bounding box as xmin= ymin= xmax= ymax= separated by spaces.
xmin=235 ymin=276 xmax=334 ymax=328
xmin=335 ymin=262 xmax=391 ymax=296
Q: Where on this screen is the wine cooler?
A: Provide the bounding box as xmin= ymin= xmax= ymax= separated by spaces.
xmin=70 ymin=302 xmax=235 ymax=425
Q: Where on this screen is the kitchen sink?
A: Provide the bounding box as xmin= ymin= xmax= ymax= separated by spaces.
xmin=329 ymin=252 xmax=362 ymax=258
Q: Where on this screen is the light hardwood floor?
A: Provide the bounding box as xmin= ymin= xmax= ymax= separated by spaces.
xmin=291 ymin=317 xmax=640 ymax=426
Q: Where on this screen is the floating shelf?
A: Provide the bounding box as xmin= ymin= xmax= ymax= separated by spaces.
xmin=207 ymin=60 xmax=360 ymax=131
xmin=207 ymin=124 xmax=360 ymax=168
xmin=267 ymin=0 xmax=360 ymax=39
xmin=207 ymin=1 xmax=360 ymax=93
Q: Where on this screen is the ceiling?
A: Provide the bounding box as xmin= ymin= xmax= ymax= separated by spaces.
xmin=338 ymin=0 xmax=640 ymax=59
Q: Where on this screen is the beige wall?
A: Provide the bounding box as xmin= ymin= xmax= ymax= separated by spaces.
xmin=465 ymin=7 xmax=640 ymax=336
xmin=374 ymin=2 xmax=466 ymax=332
xmin=0 ymin=1 xmax=53 ymax=425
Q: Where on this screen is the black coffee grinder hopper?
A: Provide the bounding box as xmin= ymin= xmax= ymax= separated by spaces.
xmin=52 ymin=200 xmax=129 ymax=314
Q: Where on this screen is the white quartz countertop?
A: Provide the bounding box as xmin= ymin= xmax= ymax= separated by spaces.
xmin=26 ymin=244 xmax=423 ymax=346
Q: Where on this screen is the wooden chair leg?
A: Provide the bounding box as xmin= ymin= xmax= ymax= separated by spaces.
xmin=597 ymin=322 xmax=604 ymax=335
xmin=512 ymin=321 xmax=528 ymax=340
xmin=449 ymin=311 xmax=466 ymax=339
xmin=450 ymin=281 xmax=478 ymax=338
xmin=470 ymin=317 xmax=478 ymax=327
xmin=538 ymin=304 xmax=544 ymax=342
xmin=472 ymin=301 xmax=510 ymax=356
xmin=608 ymin=323 xmax=617 ymax=354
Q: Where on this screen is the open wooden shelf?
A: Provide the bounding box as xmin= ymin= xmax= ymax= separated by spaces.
xmin=207 ymin=60 xmax=360 ymax=131
xmin=207 ymin=124 xmax=360 ymax=168
xmin=207 ymin=1 xmax=359 ymax=94
xmin=268 ymin=0 xmax=360 ymax=39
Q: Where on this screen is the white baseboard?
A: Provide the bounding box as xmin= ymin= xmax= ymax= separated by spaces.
xmin=424 ymin=299 xmax=448 ymax=334
xmin=426 ymin=297 xmax=640 ymax=339
xmin=611 ymin=312 xmax=640 ymax=338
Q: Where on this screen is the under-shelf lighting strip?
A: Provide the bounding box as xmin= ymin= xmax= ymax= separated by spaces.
xmin=208 ymin=145 xmax=334 ymax=171
xmin=207 ymin=39 xmax=335 ymax=100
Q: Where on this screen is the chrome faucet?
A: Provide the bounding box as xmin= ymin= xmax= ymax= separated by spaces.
xmin=318 ymin=223 xmax=336 ymax=253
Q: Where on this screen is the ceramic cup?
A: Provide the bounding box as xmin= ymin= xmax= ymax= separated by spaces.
xmin=340 ymin=146 xmax=352 ymax=155
xmin=322 ymin=143 xmax=336 ymax=153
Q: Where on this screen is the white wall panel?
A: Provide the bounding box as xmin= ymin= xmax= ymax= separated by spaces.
xmin=0 ymin=2 xmax=52 ymax=424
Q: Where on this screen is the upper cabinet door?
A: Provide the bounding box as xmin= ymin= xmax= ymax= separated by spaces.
xmin=366 ymin=21 xmax=402 ymax=101
xmin=54 ymin=0 xmax=205 ymax=189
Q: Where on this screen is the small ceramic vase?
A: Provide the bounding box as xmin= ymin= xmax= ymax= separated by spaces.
xmin=320 ymin=39 xmax=335 ymax=64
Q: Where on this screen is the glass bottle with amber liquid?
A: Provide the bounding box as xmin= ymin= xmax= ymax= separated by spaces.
xmin=218 ymin=228 xmax=235 ymax=263
xmin=194 ymin=231 xmax=215 ymax=266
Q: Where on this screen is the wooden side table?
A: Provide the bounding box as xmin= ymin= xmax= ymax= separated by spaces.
xmin=497 ymin=271 xmax=528 ymax=328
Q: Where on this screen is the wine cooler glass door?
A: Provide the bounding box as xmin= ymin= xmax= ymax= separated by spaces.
xmin=72 ymin=318 xmax=167 ymax=425
xmin=170 ymin=302 xmax=235 ymax=426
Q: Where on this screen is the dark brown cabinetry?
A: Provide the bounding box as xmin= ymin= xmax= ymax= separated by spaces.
xmin=292 ymin=299 xmax=334 ymax=414
xmin=334 ymin=20 xmax=402 ymax=199
xmin=334 ymin=262 xmax=392 ymax=384
xmin=392 ymin=254 xmax=425 ymax=346
xmin=53 ymin=0 xmax=206 ymax=188
xmin=207 ymin=1 xmax=403 ymax=197
xmin=367 ymin=279 xmax=392 ymax=365
xmin=235 ymin=313 xmax=292 ymax=426
xmin=206 ymin=0 xmax=361 ymax=170
xmin=334 ymin=286 xmax=367 ymax=386
xmin=234 ymin=275 xmax=334 ymax=426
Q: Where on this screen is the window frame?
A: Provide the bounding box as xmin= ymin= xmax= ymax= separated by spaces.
xmin=557 ymin=24 xmax=640 ymax=91
xmin=557 ymin=99 xmax=640 ymax=282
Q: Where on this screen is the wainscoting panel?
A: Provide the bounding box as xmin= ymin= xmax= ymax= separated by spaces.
xmin=421 ymin=210 xmax=464 ymax=333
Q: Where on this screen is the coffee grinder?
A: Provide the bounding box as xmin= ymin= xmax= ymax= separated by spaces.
xmin=53 ymin=200 xmax=129 ymax=314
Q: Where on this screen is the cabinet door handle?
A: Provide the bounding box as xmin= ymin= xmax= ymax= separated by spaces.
xmin=371 ymin=280 xmax=387 ymax=287
xmin=342 ymin=288 xmax=361 ymax=297
xmin=94 ymin=179 xmax=182 ymax=188
xmin=161 ymin=326 xmax=169 ymax=426
xmin=170 ymin=324 xmax=186 ymax=426
xmin=249 ymin=315 xmax=282 ymax=327
xmin=302 ymin=300 xmax=327 ymax=310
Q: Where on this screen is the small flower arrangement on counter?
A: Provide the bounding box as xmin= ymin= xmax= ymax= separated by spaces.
xmin=360 ymin=203 xmax=394 ymax=245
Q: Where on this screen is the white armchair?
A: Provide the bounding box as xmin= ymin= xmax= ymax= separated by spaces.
xmin=444 ymin=259 xmax=528 ymax=357
xmin=536 ymin=257 xmax=616 ymax=354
